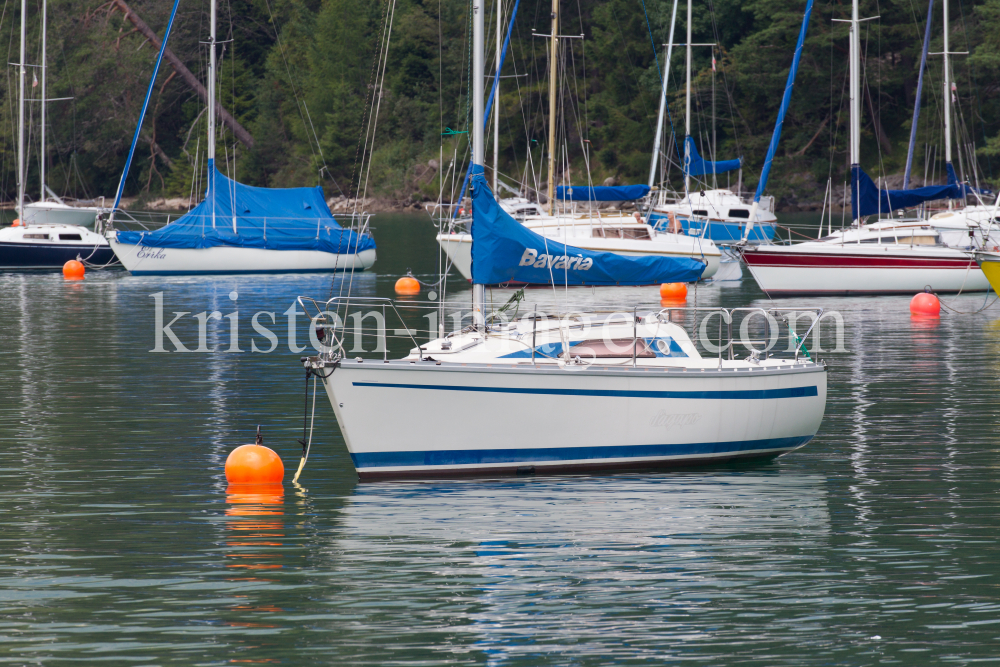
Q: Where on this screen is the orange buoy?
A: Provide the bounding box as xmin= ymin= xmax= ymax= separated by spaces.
xmin=11 ymin=218 xmax=21 ymax=227
xmin=659 ymin=282 xmax=688 ymax=300
xmin=226 ymin=443 xmax=284 ymax=484
xmin=62 ymin=259 xmax=85 ymax=280
xmin=910 ymin=291 xmax=940 ymax=317
xmin=395 ymin=275 xmax=421 ymax=295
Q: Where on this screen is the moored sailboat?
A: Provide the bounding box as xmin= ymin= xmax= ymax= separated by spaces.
xmin=0 ymin=0 xmax=114 ymax=271
xmin=105 ymin=0 xmax=375 ymax=275
xmin=739 ymin=0 xmax=989 ymax=297
xmin=297 ymin=6 xmax=828 ymax=480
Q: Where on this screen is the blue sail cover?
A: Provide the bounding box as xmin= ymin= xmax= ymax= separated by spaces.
xmin=555 ymin=184 xmax=651 ymax=201
xmin=850 ymin=163 xmax=985 ymax=219
xmin=115 ymin=161 xmax=376 ymax=254
xmin=470 ymin=166 xmax=705 ymax=285
xmin=684 ymin=136 xmax=741 ymax=177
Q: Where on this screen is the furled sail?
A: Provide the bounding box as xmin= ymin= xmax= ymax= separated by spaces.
xmin=850 ymin=163 xmax=986 ymax=219
xmin=469 ymin=166 xmax=705 ymax=286
xmin=555 ymin=184 xmax=651 ymax=201
xmin=115 ymin=161 xmax=376 ymax=254
xmin=683 ymin=136 xmax=741 ymax=177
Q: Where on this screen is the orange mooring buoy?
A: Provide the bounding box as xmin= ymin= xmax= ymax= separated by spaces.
xmin=910 ymin=291 xmax=940 ymax=317
xmin=62 ymin=260 xmax=85 ymax=280
xmin=659 ymin=282 xmax=688 ymax=300
xmin=395 ymin=275 xmax=421 ymax=295
xmin=226 ymin=428 xmax=284 ymax=484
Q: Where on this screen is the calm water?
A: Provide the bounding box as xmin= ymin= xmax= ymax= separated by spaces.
xmin=2 ymin=213 xmax=1000 ymax=665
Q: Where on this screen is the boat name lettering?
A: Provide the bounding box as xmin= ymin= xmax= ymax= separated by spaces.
xmin=518 ymin=248 xmax=593 ymax=270
xmin=649 ymin=411 xmax=702 ymax=428
xmin=137 ymin=246 xmax=167 ymax=260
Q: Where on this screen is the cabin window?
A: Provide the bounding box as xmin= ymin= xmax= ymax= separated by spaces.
xmin=728 ymin=208 xmax=750 ymax=219
xmin=692 ymin=209 xmax=708 ymax=216
xmin=622 ymin=228 xmax=651 ymax=240
xmin=859 ymin=235 xmax=938 ymax=245
xmin=59 ymin=234 xmax=82 ymax=241
xmin=23 ymin=233 xmax=49 ymax=240
xmin=572 ymin=338 xmax=655 ymax=358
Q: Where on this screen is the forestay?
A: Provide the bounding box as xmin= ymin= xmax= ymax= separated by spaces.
xmin=469 ymin=166 xmax=705 ymax=285
xmin=115 ymin=161 xmax=376 ymax=255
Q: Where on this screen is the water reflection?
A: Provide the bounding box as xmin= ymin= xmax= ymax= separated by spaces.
xmin=225 ymin=484 xmax=286 ymax=572
xmin=331 ymin=473 xmax=829 ymax=661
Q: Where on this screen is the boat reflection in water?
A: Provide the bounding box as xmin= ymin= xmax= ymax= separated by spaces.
xmin=329 ymin=473 xmax=829 ymax=657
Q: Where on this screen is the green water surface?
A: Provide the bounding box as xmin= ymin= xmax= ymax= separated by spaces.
xmin=1 ymin=212 xmax=999 ymax=665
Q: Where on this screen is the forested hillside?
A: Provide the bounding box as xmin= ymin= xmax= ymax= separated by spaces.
xmin=1 ymin=0 xmax=998 ymax=210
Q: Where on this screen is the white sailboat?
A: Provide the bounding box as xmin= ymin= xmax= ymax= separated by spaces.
xmin=645 ymin=0 xmax=776 ymax=247
xmin=105 ymin=0 xmax=376 ymax=275
xmin=739 ymin=0 xmax=989 ymax=297
xmin=0 ymin=0 xmax=113 ymax=270
xmin=297 ymin=3 xmax=828 ymax=479
xmin=436 ymin=0 xmax=719 ymax=284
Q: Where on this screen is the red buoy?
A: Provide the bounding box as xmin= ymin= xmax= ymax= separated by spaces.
xmin=910 ymin=291 xmax=940 ymax=317
xmin=395 ymin=275 xmax=421 ymax=295
xmin=62 ymin=260 xmax=85 ymax=280
xmin=659 ymin=282 xmax=688 ymax=300
xmin=226 ymin=444 xmax=284 ymax=484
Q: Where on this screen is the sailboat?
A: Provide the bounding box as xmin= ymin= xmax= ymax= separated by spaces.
xmin=296 ymin=2 xmax=828 ymax=479
xmin=436 ymin=0 xmax=720 ymax=284
xmin=739 ymin=0 xmax=989 ymax=297
xmin=644 ymin=0 xmax=777 ymax=244
xmin=0 ymin=0 xmax=114 ymax=270
xmin=105 ymin=0 xmax=376 ymax=275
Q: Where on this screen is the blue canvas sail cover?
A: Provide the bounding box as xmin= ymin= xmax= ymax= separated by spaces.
xmin=684 ymin=136 xmax=741 ymax=177
xmin=470 ymin=165 xmax=705 ymax=285
xmin=115 ymin=161 xmax=376 ymax=254
xmin=555 ymin=184 xmax=651 ymax=201
xmin=850 ymin=163 xmax=987 ymax=219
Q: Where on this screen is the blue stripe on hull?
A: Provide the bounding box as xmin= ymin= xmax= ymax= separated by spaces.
xmin=352 ymin=381 xmax=818 ymax=400
xmin=0 ymin=242 xmax=117 ymax=269
xmin=351 ymin=435 xmax=814 ymax=469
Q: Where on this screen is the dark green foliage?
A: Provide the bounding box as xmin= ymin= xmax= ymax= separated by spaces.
xmin=1 ymin=0 xmax=998 ymax=205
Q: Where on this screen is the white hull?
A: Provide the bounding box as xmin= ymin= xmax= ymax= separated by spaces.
xmin=437 ymin=232 xmax=719 ymax=282
xmin=323 ymin=361 xmax=826 ymax=479
xmin=741 ymin=243 xmax=988 ymax=296
xmin=22 ymin=202 xmax=100 ymax=228
xmin=108 ymin=237 xmax=376 ymax=275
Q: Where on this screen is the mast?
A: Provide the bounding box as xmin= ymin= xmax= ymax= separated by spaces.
xmin=493 ymin=0 xmax=500 ymax=198
xmin=208 ymin=0 xmax=217 ymax=228
xmin=546 ymin=0 xmax=558 ymax=215
xmin=472 ymin=0 xmax=485 ymax=324
xmin=40 ymin=0 xmax=46 ymax=204
xmin=943 ymin=0 xmax=952 ymax=209
xmin=850 ymin=0 xmax=860 ymax=170
xmin=711 ymin=47 xmax=716 ymax=189
xmin=648 ymin=0 xmax=679 ymax=189
xmin=16 ymin=0 xmax=25 ymax=223
xmin=684 ymin=0 xmax=691 ymax=196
